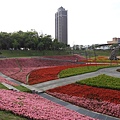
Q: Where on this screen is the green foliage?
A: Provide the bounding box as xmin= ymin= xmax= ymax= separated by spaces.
xmin=0 ymin=50 xmax=69 ymax=57
xmin=0 ymin=30 xmax=67 ymax=50
xmin=59 ymin=65 xmax=119 ymax=78
xmin=15 ymin=85 xmax=32 ymax=93
xmin=0 ymin=83 xmax=31 ymax=93
xmin=76 ymin=74 xmax=120 ymax=90
xmin=0 ymin=83 xmax=8 ymax=89
xmin=0 ymin=110 xmax=28 ymax=120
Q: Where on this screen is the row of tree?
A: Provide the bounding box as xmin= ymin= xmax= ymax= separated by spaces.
xmin=0 ymin=30 xmax=68 ymax=50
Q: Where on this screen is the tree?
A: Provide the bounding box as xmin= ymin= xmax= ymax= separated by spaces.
xmin=37 ymin=42 xmax=44 ymax=50
xmin=41 ymin=35 xmax=52 ymax=50
xmin=12 ymin=39 xmax=19 ymax=50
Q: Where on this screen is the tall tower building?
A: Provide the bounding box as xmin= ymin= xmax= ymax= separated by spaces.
xmin=55 ymin=6 xmax=68 ymax=44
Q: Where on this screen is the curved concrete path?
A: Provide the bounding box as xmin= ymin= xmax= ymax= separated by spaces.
xmin=32 ymin=66 xmax=120 ymax=91
xmin=0 ymin=66 xmax=120 ymax=120
xmin=33 ymin=66 xmax=120 ymax=120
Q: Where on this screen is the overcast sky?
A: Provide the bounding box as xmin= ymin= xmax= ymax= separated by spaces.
xmin=0 ymin=0 xmax=120 ymax=46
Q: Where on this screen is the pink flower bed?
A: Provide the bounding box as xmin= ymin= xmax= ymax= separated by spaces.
xmin=0 ymin=89 xmax=98 ymax=120
xmin=0 ymin=68 xmax=20 ymax=76
xmin=47 ymin=92 xmax=120 ymax=118
xmin=46 ymin=83 xmax=120 ymax=118
xmin=10 ymin=68 xmax=39 ymax=84
xmin=17 ymin=57 xmax=78 ymax=68
xmin=28 ymin=64 xmax=106 ymax=85
xmin=0 ymin=59 xmax=19 ymax=68
xmin=0 ymin=56 xmax=85 ymax=84
xmin=0 ymin=76 xmax=18 ymax=86
xmin=42 ymin=54 xmax=86 ymax=62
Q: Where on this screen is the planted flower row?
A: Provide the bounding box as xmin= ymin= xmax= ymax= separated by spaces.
xmin=0 ymin=76 xmax=18 ymax=86
xmin=28 ymin=64 xmax=105 ymax=85
xmin=46 ymin=83 xmax=120 ymax=118
xmin=0 ymin=89 xmax=98 ymax=120
xmin=59 ymin=64 xmax=115 ymax=78
xmin=0 ymin=59 xmax=19 ymax=68
xmin=0 ymin=56 xmax=113 ymax=85
xmin=0 ymin=57 xmax=84 ymax=84
xmin=47 ymin=92 xmax=120 ymax=118
xmin=42 ymin=54 xmax=86 ymax=62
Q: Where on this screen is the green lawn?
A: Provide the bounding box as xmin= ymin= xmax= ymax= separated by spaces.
xmin=59 ymin=65 xmax=119 ymax=78
xmin=15 ymin=85 xmax=32 ymax=93
xmin=0 ymin=110 xmax=28 ymax=120
xmin=0 ymin=83 xmax=8 ymax=89
xmin=76 ymin=74 xmax=120 ymax=90
xmin=0 ymin=50 xmax=69 ymax=58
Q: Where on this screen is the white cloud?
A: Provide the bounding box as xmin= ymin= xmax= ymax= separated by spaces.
xmin=0 ymin=0 xmax=120 ymax=46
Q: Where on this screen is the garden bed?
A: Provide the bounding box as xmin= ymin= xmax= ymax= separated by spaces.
xmin=46 ymin=74 xmax=120 ymax=118
xmin=0 ymin=89 xmax=97 ymax=120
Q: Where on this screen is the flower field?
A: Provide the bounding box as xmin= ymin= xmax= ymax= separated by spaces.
xmin=42 ymin=54 xmax=86 ymax=62
xmin=0 ymin=55 xmax=120 ymax=119
xmin=0 ymin=55 xmax=85 ymax=84
xmin=0 ymin=76 xmax=18 ymax=86
xmin=47 ymin=74 xmax=120 ymax=118
xmin=0 ymin=55 xmax=117 ymax=85
xmin=28 ymin=64 xmax=110 ymax=85
xmin=0 ymin=89 xmax=98 ymax=120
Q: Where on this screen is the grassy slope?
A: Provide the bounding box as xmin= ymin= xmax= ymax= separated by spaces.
xmin=0 ymin=50 xmax=69 ymax=57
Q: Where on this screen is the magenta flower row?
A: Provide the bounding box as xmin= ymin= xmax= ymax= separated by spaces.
xmin=0 ymin=56 xmax=83 ymax=84
xmin=47 ymin=92 xmax=120 ymax=118
xmin=0 ymin=76 xmax=18 ymax=86
xmin=0 ymin=89 xmax=98 ymax=120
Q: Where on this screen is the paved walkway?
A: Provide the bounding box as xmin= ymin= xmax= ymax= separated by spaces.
xmin=0 ymin=66 xmax=120 ymax=120
xmin=32 ymin=66 xmax=120 ymax=91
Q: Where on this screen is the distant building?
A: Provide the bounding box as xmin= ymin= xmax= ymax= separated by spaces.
xmin=107 ymin=37 xmax=120 ymax=44
xmin=55 ymin=6 xmax=68 ymax=44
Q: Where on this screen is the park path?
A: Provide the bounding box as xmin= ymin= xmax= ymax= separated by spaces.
xmin=32 ymin=66 xmax=120 ymax=120
xmin=32 ymin=66 xmax=120 ymax=91
xmin=0 ymin=66 xmax=120 ymax=120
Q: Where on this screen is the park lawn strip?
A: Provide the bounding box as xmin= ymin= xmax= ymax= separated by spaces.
xmin=76 ymin=74 xmax=120 ymax=90
xmin=59 ymin=65 xmax=119 ymax=78
xmin=0 ymin=110 xmax=28 ymax=120
xmin=0 ymin=83 xmax=8 ymax=89
xmin=0 ymin=83 xmax=31 ymax=93
xmin=15 ymin=85 xmax=32 ymax=93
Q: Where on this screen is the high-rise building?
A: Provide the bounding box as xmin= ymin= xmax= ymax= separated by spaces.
xmin=55 ymin=6 xmax=68 ymax=44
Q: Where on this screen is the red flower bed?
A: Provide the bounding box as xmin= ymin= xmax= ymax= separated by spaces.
xmin=0 ymin=57 xmax=79 ymax=84
xmin=28 ymin=64 xmax=108 ymax=85
xmin=47 ymin=83 xmax=120 ymax=104
xmin=47 ymin=84 xmax=120 ymax=118
xmin=0 ymin=57 xmax=110 ymax=84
